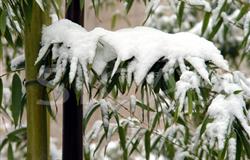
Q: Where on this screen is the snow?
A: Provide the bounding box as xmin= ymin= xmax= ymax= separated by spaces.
xmin=37 ymin=19 xmax=229 ymax=89
xmin=228 ymin=138 xmax=236 ymax=160
xmin=175 ymin=71 xmax=201 ymax=111
xmin=206 ymin=94 xmax=250 ymax=149
xmin=10 ymin=54 xmax=25 ymax=71
xmin=130 ymin=95 xmax=137 ymax=114
xmin=243 ymin=11 xmax=250 ymax=36
xmin=146 ymin=72 xmax=154 ymax=85
xmin=100 ymin=99 xmax=109 ymax=129
xmin=185 ymin=0 xmax=211 ymax=12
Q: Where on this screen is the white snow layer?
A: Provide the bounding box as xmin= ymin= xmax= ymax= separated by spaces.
xmin=206 ymin=94 xmax=250 ymax=149
xmin=37 ymin=19 xmax=229 ymax=88
xmin=185 ymin=0 xmax=211 ymax=12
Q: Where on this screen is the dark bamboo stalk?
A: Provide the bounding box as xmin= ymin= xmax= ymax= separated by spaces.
xmin=62 ymin=1 xmax=84 ymax=160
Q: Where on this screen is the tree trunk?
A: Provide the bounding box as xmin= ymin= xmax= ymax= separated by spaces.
xmin=25 ymin=2 xmax=51 ymax=160
xmin=62 ymin=1 xmax=84 ymax=160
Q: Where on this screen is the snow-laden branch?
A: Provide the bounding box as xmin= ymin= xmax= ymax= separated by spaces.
xmin=36 ymin=19 xmax=228 ymax=91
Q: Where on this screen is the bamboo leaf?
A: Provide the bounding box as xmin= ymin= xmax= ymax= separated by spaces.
xmin=11 ymin=74 xmax=22 ymax=127
xmin=125 ymin=0 xmax=134 ymax=14
xmin=0 ymin=10 xmax=7 ymax=34
xmin=236 ymin=5 xmax=249 ymax=21
xmin=118 ymin=126 xmax=128 ymax=160
xmin=208 ymin=18 xmax=223 ymax=40
xmin=150 ymin=112 xmax=161 ymax=133
xmin=129 ymin=139 xmax=140 ymax=155
xmin=201 ymin=12 xmax=211 ymax=36
xmin=80 ymin=0 xmax=85 ymax=11
xmin=177 ymin=1 xmax=185 ymax=28
xmin=8 ymin=144 xmax=14 ymax=160
xmin=236 ymin=133 xmax=242 ymax=160
xmin=144 ymin=130 xmax=151 ymax=160
xmin=83 ymin=103 xmax=100 ymax=132
xmin=187 ymin=90 xmax=193 ymax=115
xmin=136 ymin=100 xmax=155 ymax=112
xmin=111 ymin=14 xmax=117 ymax=30
xmin=0 ymin=138 xmax=8 ymax=152
xmin=0 ymin=78 xmax=2 ymax=108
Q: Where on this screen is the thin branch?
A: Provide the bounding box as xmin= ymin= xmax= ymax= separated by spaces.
xmin=0 ymin=68 xmax=25 ymax=77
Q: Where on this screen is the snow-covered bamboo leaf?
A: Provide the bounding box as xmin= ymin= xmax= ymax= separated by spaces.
xmin=100 ymin=99 xmax=109 ymax=135
xmin=83 ymin=102 xmax=100 ymax=132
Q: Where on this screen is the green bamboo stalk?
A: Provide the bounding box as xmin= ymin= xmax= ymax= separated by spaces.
xmin=24 ymin=2 xmax=51 ymax=160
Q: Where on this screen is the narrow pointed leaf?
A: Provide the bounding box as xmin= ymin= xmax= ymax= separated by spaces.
xmin=11 ymin=74 xmax=22 ymax=127
xmin=201 ymin=12 xmax=211 ymax=36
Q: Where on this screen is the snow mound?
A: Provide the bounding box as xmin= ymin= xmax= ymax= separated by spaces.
xmin=36 ymin=19 xmax=229 ymax=90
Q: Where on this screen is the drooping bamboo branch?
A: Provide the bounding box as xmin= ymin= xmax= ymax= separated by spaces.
xmin=24 ymin=2 xmax=51 ymax=160
xmin=62 ymin=1 xmax=84 ymax=160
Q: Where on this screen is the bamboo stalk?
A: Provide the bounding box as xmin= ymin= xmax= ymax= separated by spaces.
xmin=62 ymin=1 xmax=84 ymax=160
xmin=25 ymin=2 xmax=51 ymax=160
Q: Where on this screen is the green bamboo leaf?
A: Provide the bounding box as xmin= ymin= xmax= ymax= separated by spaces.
xmin=83 ymin=103 xmax=100 ymax=132
xmin=236 ymin=133 xmax=242 ymax=160
xmin=11 ymin=74 xmax=22 ymax=127
xmin=111 ymin=14 xmax=117 ymax=30
xmin=0 ymin=10 xmax=6 ymax=34
xmin=8 ymin=144 xmax=14 ymax=160
xmin=0 ymin=138 xmax=8 ymax=152
xmin=201 ymin=12 xmax=211 ymax=36
xmin=118 ymin=125 xmax=128 ymax=160
xmin=0 ymin=40 xmax=2 ymax=59
xmin=129 ymin=139 xmax=140 ymax=155
xmin=136 ymin=100 xmax=155 ymax=112
xmin=150 ymin=112 xmax=161 ymax=133
xmin=93 ymin=133 xmax=105 ymax=155
xmin=0 ymin=78 xmax=2 ymax=108
xmin=7 ymin=127 xmax=26 ymax=142
xmin=125 ymin=0 xmax=134 ymax=14
xmin=236 ymin=5 xmax=249 ymax=21
xmin=92 ymin=0 xmax=99 ymax=16
xmin=66 ymin=0 xmax=72 ymax=9
xmin=5 ymin=28 xmax=13 ymax=46
xmin=80 ymin=0 xmax=85 ymax=11
xmin=144 ymin=130 xmax=150 ymax=160
xmin=177 ymin=1 xmax=185 ymax=28
xmin=187 ymin=90 xmax=193 ymax=115
xmin=234 ymin=120 xmax=250 ymax=158
xmin=208 ymin=18 xmax=223 ymax=40
xmin=199 ymin=116 xmax=211 ymax=138
xmin=19 ymin=93 xmax=26 ymax=125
